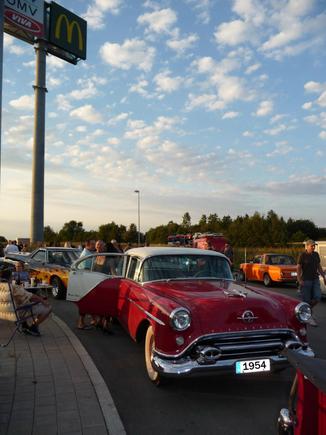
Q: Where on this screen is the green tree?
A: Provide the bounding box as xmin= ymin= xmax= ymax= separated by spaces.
xmin=58 ymin=221 xmax=85 ymax=242
xmin=98 ymin=222 xmax=125 ymax=243
xmin=44 ymin=226 xmax=58 ymax=245
xmin=125 ymin=223 xmax=138 ymax=243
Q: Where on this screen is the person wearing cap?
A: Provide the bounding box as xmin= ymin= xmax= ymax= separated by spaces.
xmin=297 ymin=240 xmax=326 ymax=327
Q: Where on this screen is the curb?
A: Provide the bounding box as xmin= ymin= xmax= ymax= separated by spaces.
xmin=52 ymin=314 xmax=126 ymax=435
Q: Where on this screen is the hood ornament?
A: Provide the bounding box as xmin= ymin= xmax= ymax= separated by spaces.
xmin=223 ymin=288 xmax=248 ymax=298
xmin=237 ymin=310 xmax=259 ymax=323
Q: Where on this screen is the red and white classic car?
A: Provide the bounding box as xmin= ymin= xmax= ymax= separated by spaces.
xmin=67 ymin=247 xmax=314 ymax=384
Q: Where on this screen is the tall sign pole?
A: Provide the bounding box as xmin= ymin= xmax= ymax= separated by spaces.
xmin=0 ymin=0 xmax=4 ymax=189
xmin=31 ymin=39 xmax=47 ymax=244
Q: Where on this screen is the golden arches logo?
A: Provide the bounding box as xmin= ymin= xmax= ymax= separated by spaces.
xmin=55 ymin=14 xmax=83 ymax=51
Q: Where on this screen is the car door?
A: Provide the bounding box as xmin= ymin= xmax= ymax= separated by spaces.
xmin=67 ymin=253 xmax=127 ymax=318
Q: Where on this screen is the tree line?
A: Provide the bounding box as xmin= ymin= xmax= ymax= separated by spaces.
xmin=45 ymin=210 xmax=326 ymax=247
xmin=2 ymin=210 xmax=325 ymax=247
xmin=146 ymin=210 xmax=326 ymax=246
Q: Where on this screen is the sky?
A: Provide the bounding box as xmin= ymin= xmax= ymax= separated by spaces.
xmin=1 ymin=0 xmax=326 ymax=239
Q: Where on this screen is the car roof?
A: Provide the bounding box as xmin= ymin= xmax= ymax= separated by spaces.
xmin=126 ymin=247 xmax=226 ymax=259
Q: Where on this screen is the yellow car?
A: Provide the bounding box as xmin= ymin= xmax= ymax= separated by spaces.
xmin=24 ymin=247 xmax=80 ymax=299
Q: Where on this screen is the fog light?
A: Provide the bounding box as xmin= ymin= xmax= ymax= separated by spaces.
xmin=176 ymin=336 xmax=184 ymax=345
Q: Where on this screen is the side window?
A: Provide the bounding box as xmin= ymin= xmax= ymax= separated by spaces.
xmin=32 ymin=251 xmax=46 ymax=263
xmin=253 ymin=256 xmax=261 ymax=264
xmin=126 ymin=257 xmax=140 ymax=280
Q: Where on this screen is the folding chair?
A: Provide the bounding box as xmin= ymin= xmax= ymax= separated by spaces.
xmin=0 ymin=280 xmax=38 ymax=347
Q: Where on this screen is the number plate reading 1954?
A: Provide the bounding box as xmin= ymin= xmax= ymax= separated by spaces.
xmin=236 ymin=359 xmax=270 ymax=374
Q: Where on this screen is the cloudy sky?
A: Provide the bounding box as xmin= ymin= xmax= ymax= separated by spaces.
xmin=1 ymin=0 xmax=326 ymax=239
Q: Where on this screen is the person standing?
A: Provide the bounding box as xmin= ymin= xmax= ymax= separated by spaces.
xmin=297 ymin=240 xmax=326 ymax=327
xmin=76 ymin=240 xmax=96 ymax=329
xmin=4 ymin=240 xmax=19 ymax=256
xmin=223 ymin=243 xmax=234 ymax=269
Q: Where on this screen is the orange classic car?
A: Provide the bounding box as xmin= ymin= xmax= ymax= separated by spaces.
xmin=239 ymin=253 xmax=298 ymax=287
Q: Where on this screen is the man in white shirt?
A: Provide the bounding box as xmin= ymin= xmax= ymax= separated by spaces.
xmin=4 ymin=240 xmax=19 ymax=256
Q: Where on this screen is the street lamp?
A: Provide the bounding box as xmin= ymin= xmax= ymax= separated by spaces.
xmin=134 ymin=190 xmax=141 ymax=246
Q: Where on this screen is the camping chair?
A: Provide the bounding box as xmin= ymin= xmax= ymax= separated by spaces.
xmin=0 ymin=280 xmax=38 ymax=347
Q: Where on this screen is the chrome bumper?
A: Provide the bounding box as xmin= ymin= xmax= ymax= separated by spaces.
xmin=152 ymin=346 xmax=314 ymax=377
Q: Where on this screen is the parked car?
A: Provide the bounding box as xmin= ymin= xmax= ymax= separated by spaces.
xmin=16 ymin=247 xmax=80 ymax=299
xmin=278 ymin=349 xmax=326 ymax=435
xmin=67 ymin=247 xmax=313 ymax=384
xmin=239 ymin=253 xmax=298 ymax=287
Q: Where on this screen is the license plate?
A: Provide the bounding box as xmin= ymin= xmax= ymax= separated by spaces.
xmin=236 ymin=359 xmax=270 ymax=374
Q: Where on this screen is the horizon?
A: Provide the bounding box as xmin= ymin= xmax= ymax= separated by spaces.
xmin=1 ymin=0 xmax=326 ymax=239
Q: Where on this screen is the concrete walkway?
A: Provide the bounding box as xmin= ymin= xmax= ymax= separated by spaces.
xmin=0 ymin=315 xmax=126 ymax=435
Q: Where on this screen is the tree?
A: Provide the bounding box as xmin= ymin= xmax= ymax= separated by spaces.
xmin=44 ymin=226 xmax=58 ymax=245
xmin=98 ymin=222 xmax=124 ymax=243
xmin=181 ymin=212 xmax=191 ymax=229
xmin=125 ymin=223 xmax=138 ymax=243
xmin=58 ymin=221 xmax=85 ymax=242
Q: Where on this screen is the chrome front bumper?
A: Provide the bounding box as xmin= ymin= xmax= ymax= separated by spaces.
xmin=152 ymin=346 xmax=314 ymax=377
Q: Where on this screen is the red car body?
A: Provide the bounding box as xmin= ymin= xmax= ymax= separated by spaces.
xmin=67 ymin=247 xmax=313 ymax=383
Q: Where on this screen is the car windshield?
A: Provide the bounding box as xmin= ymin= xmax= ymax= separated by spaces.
xmin=140 ymin=254 xmax=233 ymax=282
xmin=48 ymin=250 xmax=80 ymax=266
xmin=267 ymin=255 xmax=296 ymax=265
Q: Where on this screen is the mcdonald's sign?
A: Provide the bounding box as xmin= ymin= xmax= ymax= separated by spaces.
xmin=49 ymin=2 xmax=87 ymax=60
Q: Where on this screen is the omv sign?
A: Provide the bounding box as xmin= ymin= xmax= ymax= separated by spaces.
xmin=4 ymin=0 xmax=45 ymax=39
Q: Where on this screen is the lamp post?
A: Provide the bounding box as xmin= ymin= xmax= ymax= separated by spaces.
xmin=134 ymin=190 xmax=140 ymax=246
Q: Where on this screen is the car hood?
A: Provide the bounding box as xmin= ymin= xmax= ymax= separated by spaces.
xmin=144 ymin=279 xmax=297 ymax=333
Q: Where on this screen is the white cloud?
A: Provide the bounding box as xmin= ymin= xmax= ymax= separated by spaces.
xmin=245 ymin=63 xmax=261 ymax=74
xmin=137 ymin=8 xmax=177 ymax=35
xmin=317 ymin=91 xmax=326 ymax=108
xmin=185 ymin=0 xmax=213 ymax=24
xmin=304 ymin=81 xmax=326 ymax=93
xmin=319 ymin=131 xmax=326 ymax=140
xmin=9 ymin=95 xmax=34 ymax=110
xmin=100 ymin=39 xmax=155 ymax=71
xmin=47 ymin=55 xmax=66 ymax=70
xmin=222 ymin=111 xmax=239 ymax=119
xmin=167 ymin=34 xmax=198 ymax=54
xmin=70 ymin=81 xmax=98 ymax=100
xmin=185 ymin=93 xmax=225 ymax=112
xmin=83 ymin=0 xmax=123 ymax=29
xmin=129 ymin=79 xmax=149 ymax=97
xmin=264 ymin=124 xmax=287 ymax=136
xmin=3 ymin=34 xmax=27 ymax=55
xmin=214 ymin=20 xmax=254 ymax=46
xmin=302 ymin=102 xmax=313 ymax=110
xmin=256 ymin=100 xmax=273 ymax=117
xmin=108 ymin=112 xmax=129 ymax=125
xmin=70 ymin=105 xmax=103 ymax=123
xmin=154 ymin=70 xmax=182 ymax=93
xmin=243 ymin=130 xmax=254 ymax=137
xmin=107 ymin=137 xmax=120 ymax=145
xmin=267 ymin=142 xmax=293 ymax=157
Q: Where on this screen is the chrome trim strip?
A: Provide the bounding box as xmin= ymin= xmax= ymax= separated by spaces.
xmin=127 ymin=297 xmax=165 ymax=326
xmin=154 ymin=328 xmax=302 ymax=359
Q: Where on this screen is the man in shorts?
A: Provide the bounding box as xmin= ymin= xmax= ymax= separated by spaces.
xmin=297 ymin=240 xmax=326 ymax=327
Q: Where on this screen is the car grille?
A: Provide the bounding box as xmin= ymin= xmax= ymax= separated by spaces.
xmin=189 ymin=329 xmax=300 ymax=364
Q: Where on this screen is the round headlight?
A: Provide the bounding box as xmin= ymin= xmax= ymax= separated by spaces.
xmin=170 ymin=308 xmax=191 ymax=331
xmin=295 ymin=302 xmax=312 ymax=323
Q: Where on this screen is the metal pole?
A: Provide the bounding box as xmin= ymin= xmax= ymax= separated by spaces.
xmin=31 ymin=39 xmax=47 ymax=243
xmin=0 ymin=1 xmax=4 ymax=189
xmin=134 ymin=190 xmax=140 ymax=246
